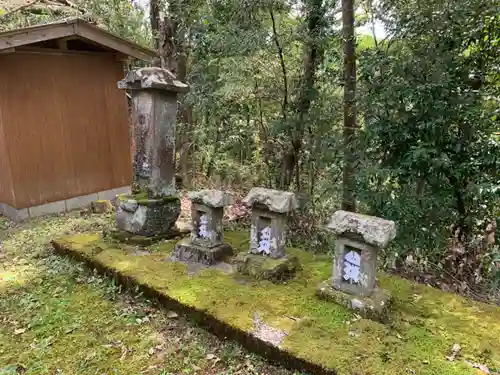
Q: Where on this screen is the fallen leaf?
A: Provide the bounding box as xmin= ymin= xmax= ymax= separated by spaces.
xmin=14 ymin=328 xmax=26 ymax=335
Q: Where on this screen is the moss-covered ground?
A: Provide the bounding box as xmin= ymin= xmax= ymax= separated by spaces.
xmin=53 ymin=230 xmax=500 ymax=375
xmin=0 ymin=214 xmax=299 ymax=375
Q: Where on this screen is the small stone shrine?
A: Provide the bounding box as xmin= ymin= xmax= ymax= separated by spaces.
xmin=234 ymin=187 xmax=299 ymax=282
xmin=114 ymin=67 xmax=189 ymax=240
xmin=316 ymin=210 xmax=396 ymax=321
xmin=172 ymin=190 xmax=234 ymax=265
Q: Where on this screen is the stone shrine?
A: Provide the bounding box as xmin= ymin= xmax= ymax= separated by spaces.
xmin=115 ymin=67 xmax=188 ymax=238
xmin=172 ymin=190 xmax=234 ymax=265
xmin=316 ymin=210 xmax=396 ymax=321
xmin=234 ymin=187 xmax=299 ymax=282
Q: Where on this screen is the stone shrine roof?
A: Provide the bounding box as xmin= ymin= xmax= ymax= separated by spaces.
xmin=327 ymin=210 xmax=396 ymax=248
xmin=188 ymin=190 xmax=234 ymax=208
xmin=242 ymin=187 xmax=298 ymax=213
xmin=118 ymin=67 xmax=189 ymax=93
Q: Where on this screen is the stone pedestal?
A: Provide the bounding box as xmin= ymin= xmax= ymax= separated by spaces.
xmin=316 ymin=210 xmax=396 ymax=321
xmin=116 ymin=67 xmax=188 ymax=238
xmin=236 ymin=187 xmax=299 ymax=282
xmin=172 ymin=190 xmax=234 ymax=265
xmin=234 ymin=253 xmax=299 ymax=283
xmin=115 ymin=195 xmax=181 ymax=237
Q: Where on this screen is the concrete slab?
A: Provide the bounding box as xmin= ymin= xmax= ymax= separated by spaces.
xmin=28 ymin=200 xmax=66 ymax=218
xmin=0 ymin=203 xmax=29 ymax=221
xmin=66 ymin=193 xmax=98 ymax=212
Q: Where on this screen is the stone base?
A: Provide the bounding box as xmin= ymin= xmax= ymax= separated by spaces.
xmin=172 ymin=238 xmax=234 ymax=265
xmin=316 ymin=280 xmax=391 ymax=322
xmin=116 ymin=195 xmax=181 ymax=237
xmin=0 ymin=186 xmax=130 ymax=221
xmin=105 ymin=227 xmax=188 ymax=246
xmin=234 ymin=253 xmax=299 ymax=283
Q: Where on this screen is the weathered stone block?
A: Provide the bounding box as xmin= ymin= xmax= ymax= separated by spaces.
xmin=320 ymin=210 xmax=395 ymax=321
xmin=327 ymin=210 xmax=396 ymax=249
xmin=188 ymin=189 xmax=234 ymax=208
xmin=190 ymin=203 xmax=224 ymax=248
xmin=243 ymin=188 xmax=297 ymax=260
xmin=249 ymin=207 xmax=287 ymax=259
xmin=118 ymin=68 xmax=189 ymax=198
xmin=332 ymin=237 xmax=377 ymax=297
xmin=91 ymin=200 xmax=113 ymax=214
xmin=186 ymin=190 xmax=233 ymax=249
xmin=172 ymin=238 xmax=233 ymax=265
xmin=316 ymin=280 xmax=391 ymax=322
xmin=242 ymin=187 xmax=298 ymax=214
xmin=105 ymin=227 xmax=187 ymax=246
xmin=233 ymin=253 xmax=299 ymax=283
xmin=118 ymin=67 xmax=189 ymax=93
xmin=116 ymin=195 xmax=181 ymax=237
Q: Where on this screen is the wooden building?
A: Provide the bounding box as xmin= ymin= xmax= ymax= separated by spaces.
xmin=0 ymin=18 xmax=156 ymax=220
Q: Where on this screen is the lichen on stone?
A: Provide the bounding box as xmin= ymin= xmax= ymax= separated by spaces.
xmin=326 ymin=210 xmax=396 ymax=248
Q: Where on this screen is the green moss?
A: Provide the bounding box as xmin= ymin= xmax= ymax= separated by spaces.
xmin=119 ymin=191 xmax=180 ymax=206
xmin=52 ymin=231 xmax=500 ymax=375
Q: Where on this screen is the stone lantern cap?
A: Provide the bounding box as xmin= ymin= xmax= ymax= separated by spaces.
xmin=242 ymin=188 xmax=298 ymax=214
xmin=118 ymin=67 xmax=189 ymax=93
xmin=326 ymin=210 xmax=396 ymax=249
xmin=187 ymin=190 xmax=234 ymax=208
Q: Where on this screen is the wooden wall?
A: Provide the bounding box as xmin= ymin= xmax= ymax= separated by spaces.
xmin=0 ymin=109 xmax=14 ymax=206
xmin=0 ymin=50 xmax=132 ymax=209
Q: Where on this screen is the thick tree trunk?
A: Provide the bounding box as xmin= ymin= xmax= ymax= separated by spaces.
xmin=341 ymin=0 xmax=357 ymax=212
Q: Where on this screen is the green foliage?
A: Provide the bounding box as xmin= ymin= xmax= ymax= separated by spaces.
xmin=358 ymin=0 xmax=500 ymax=278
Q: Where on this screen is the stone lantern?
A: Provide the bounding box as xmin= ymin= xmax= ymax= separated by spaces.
xmin=115 ymin=67 xmax=188 ymax=239
xmin=172 ymin=190 xmax=234 ymax=265
xmin=234 ymin=188 xmax=300 ymax=282
xmin=317 ymin=210 xmax=396 ymax=320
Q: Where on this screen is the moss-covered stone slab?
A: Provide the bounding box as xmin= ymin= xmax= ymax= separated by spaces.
xmin=104 ymin=227 xmax=188 ymax=246
xmin=234 ymin=253 xmax=299 ymax=283
xmin=51 ymin=232 xmax=500 ymax=375
xmin=316 ymin=280 xmax=391 ymax=322
xmin=172 ymin=238 xmax=234 ymax=265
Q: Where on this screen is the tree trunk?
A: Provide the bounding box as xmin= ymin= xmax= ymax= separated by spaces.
xmin=341 ymin=0 xmax=357 ymax=212
xmin=279 ymin=0 xmax=325 ymax=190
xmin=149 ymin=0 xmax=162 ymax=67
